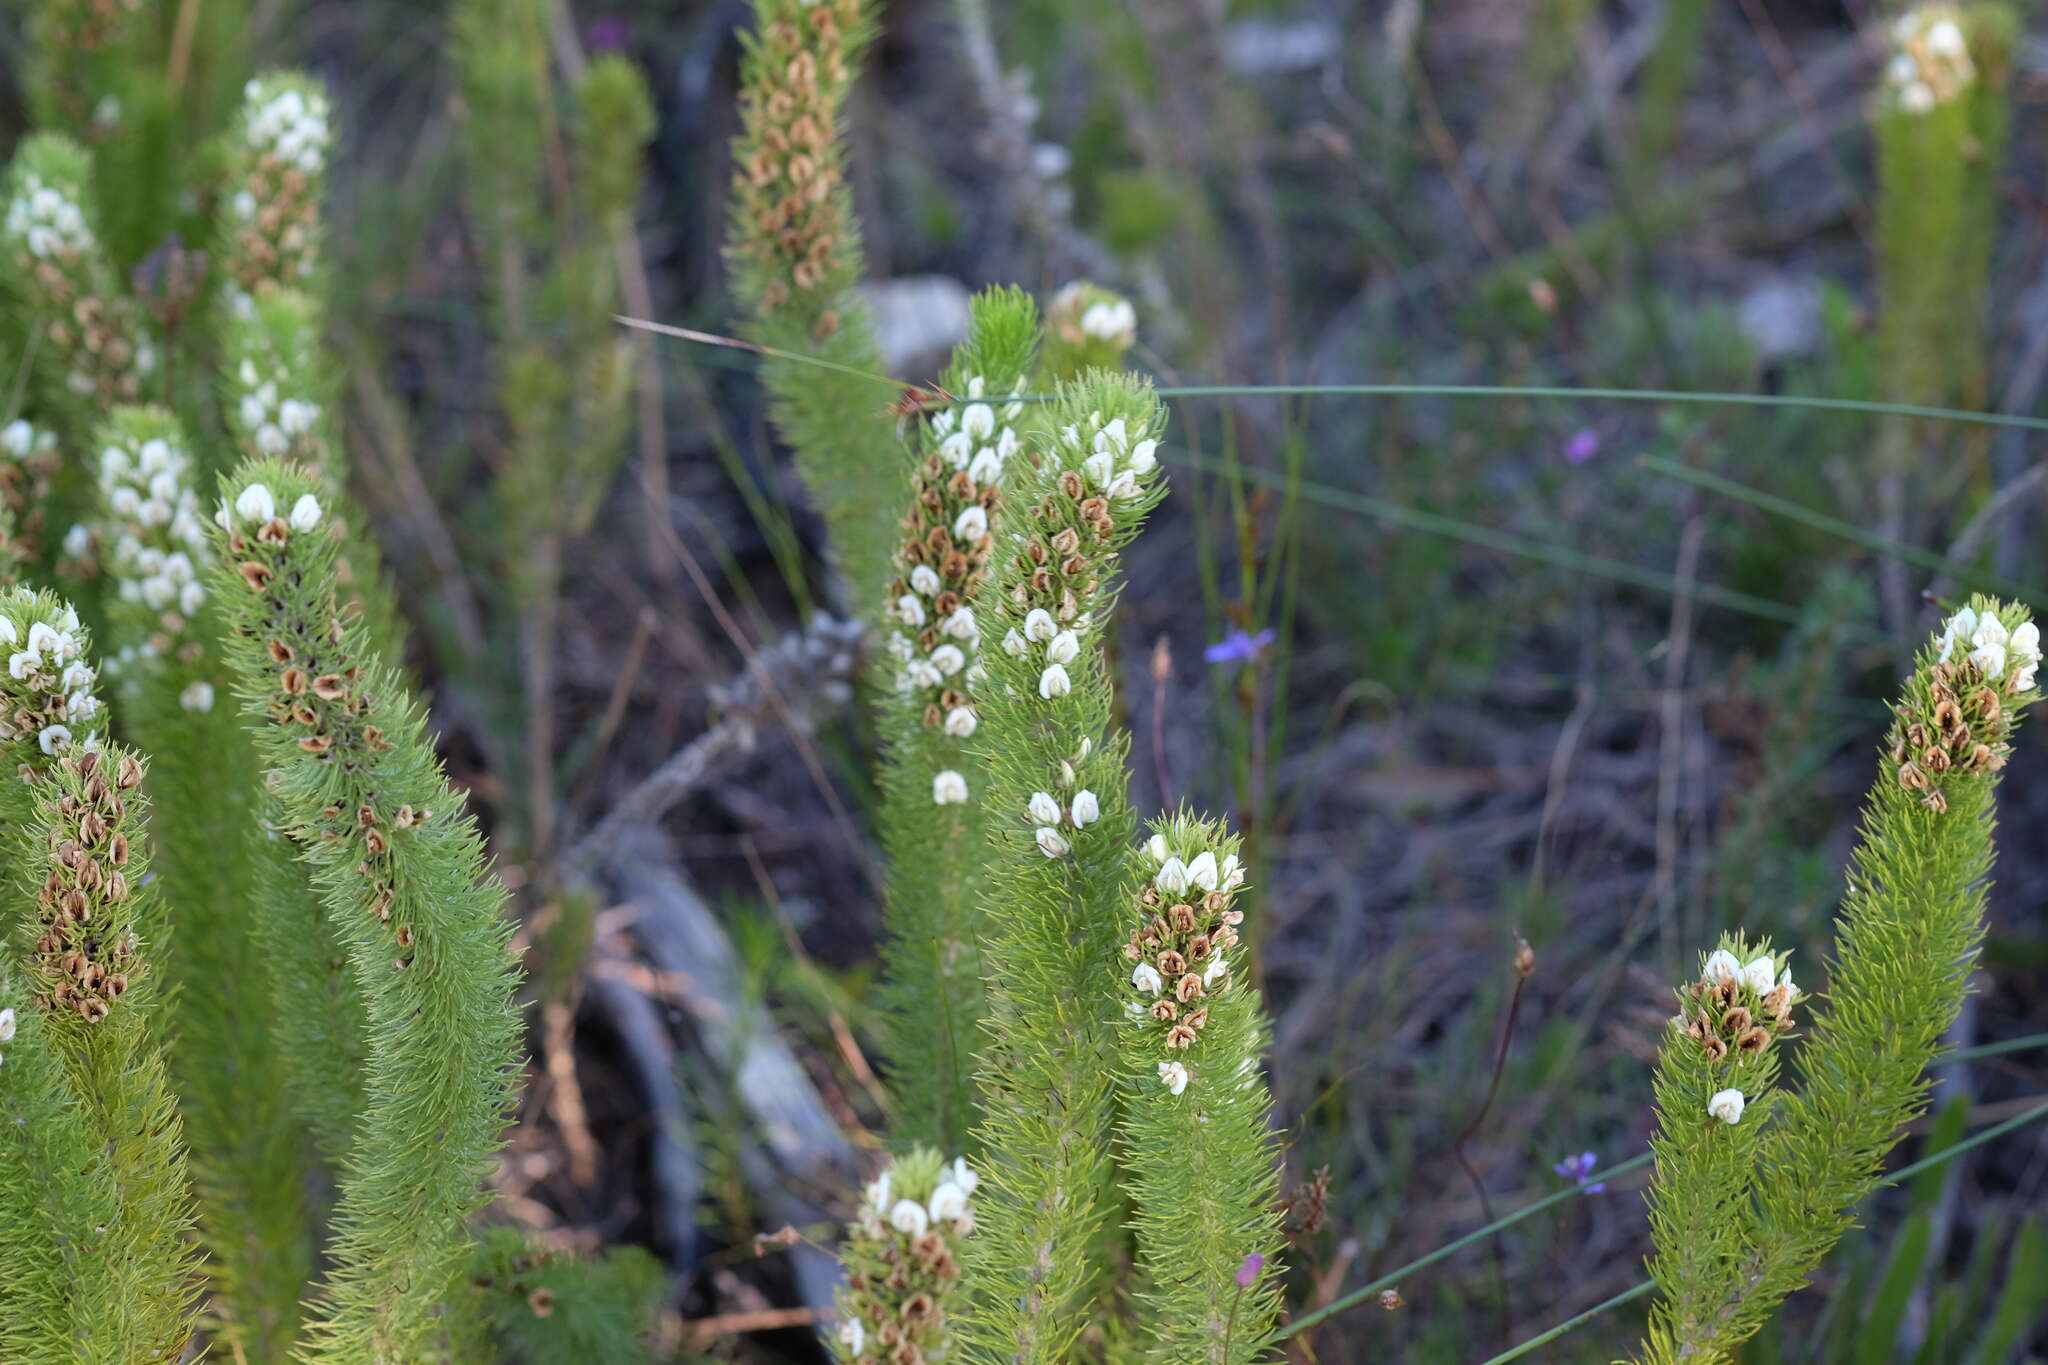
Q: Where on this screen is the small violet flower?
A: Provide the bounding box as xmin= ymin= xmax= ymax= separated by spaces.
xmin=1204 ymin=628 xmax=1275 ymax=666
xmin=1552 ymin=1150 xmax=1606 ymax=1194
xmin=1564 ymin=428 xmax=1601 ymax=464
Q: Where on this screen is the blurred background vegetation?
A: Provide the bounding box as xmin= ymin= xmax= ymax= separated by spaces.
xmin=6 ymin=0 xmax=2048 ymax=1359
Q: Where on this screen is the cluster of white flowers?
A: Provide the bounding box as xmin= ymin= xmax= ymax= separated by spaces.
xmin=1 ymin=419 xmax=57 ymax=465
xmin=1079 ymin=296 xmax=1137 ymax=344
xmin=3 ymin=174 xmax=93 ymax=263
xmin=97 ymin=432 xmax=211 ymax=626
xmin=1000 ymin=604 xmax=1091 ymax=704
xmin=1 ymin=606 xmax=100 ymax=756
xmin=1935 ymin=606 xmax=2040 ymax=690
xmin=230 ymin=357 xmax=323 ymax=457
xmin=1026 ymin=783 xmax=1100 ymax=859
xmin=238 ymin=79 xmax=331 ymax=183
xmin=1056 ymin=413 xmax=1157 ymax=502
xmin=859 ymin=1156 xmax=979 ymax=1241
xmin=1701 ymin=948 xmax=1798 ymax=1002
xmin=1126 ymin=831 xmax=1250 ymax=1093
xmin=928 ymin=374 xmax=1025 ymax=486
xmin=218 ymin=480 xmax=322 ymax=534
xmin=1884 ymin=8 xmax=1975 ymax=114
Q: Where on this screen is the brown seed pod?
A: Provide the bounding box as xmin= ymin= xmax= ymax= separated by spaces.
xmin=1168 ymin=904 xmax=1198 ymax=933
xmin=1187 ymin=933 xmax=1212 ymax=960
xmin=297 ymin=735 xmax=332 ymax=755
xmin=1897 ymin=762 xmax=1930 ymax=791
xmin=1724 ymin=1006 xmax=1752 ymax=1033
xmin=1158 ymin=950 xmax=1186 ymax=976
xmin=1702 ymin=1036 xmax=1728 ymax=1061
xmin=1922 ymin=746 xmax=1951 ymax=773
xmin=1166 ymin=1024 xmax=1198 ymax=1049
xmin=1736 ymin=1026 xmax=1772 ymax=1053
xmin=1150 ymin=1000 xmax=1178 ymax=1022
xmin=280 ymin=667 xmax=308 ymax=696
xmin=396 ymin=924 xmax=414 ymax=949
xmin=237 ymin=561 xmax=272 ymax=591
xmin=256 ymin=517 xmax=290 ymax=544
xmin=311 ymin=675 xmax=347 ymax=700
xmin=1175 ymin=973 xmax=1204 ymax=1004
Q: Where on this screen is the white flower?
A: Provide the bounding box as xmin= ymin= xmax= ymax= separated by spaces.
xmin=1202 ymin=955 xmax=1229 ymax=987
xmin=0 ymin=618 xmax=14 ymax=646
xmin=1156 ymin=857 xmax=1190 ymax=896
xmin=838 ymin=1318 xmax=866 ymax=1355
xmin=1900 ymin=80 xmax=1936 ymax=114
xmin=1741 ymin=956 xmax=1776 ymax=995
xmin=910 ymin=564 xmax=941 ymax=596
xmin=1186 ymin=850 xmax=1219 ymax=892
xmin=1925 ymin=18 xmax=1966 ymax=57
xmin=1969 ymin=641 xmax=2006 ymax=680
xmin=1028 ymin=791 xmax=1063 ymax=825
xmin=1158 ymin=1060 xmax=1190 ymax=1095
xmin=1220 ymin=853 xmax=1245 ymax=888
xmin=179 ymin=681 xmax=214 ymax=712
xmin=62 ymin=524 xmax=89 ymax=559
xmin=2015 ymin=660 xmax=2040 ymax=691
xmin=2010 ymin=620 xmax=2040 ymax=665
xmin=1972 ymin=613 xmax=2009 ymax=648
xmin=1024 ymin=608 xmax=1057 ymax=642
xmin=944 ymin=706 xmax=977 ymax=737
xmin=289 ymin=494 xmax=322 ymax=532
xmin=1 ymin=421 xmax=31 ymax=456
xmin=25 ymin=622 xmax=58 ymax=657
xmin=1708 ymin=1089 xmax=1746 ymax=1125
xmin=962 ymin=403 xmax=996 ymax=442
xmin=940 ymin=431 xmax=974 ymax=468
xmin=1145 ymin=833 xmax=1169 ymax=863
xmin=1777 ymin=966 xmax=1798 ymax=1001
xmin=7 ymin=651 xmax=36 ymax=680
xmin=932 ymin=770 xmax=969 ymax=805
xmin=1132 ymin=962 xmax=1164 ymax=996
xmin=1703 ymin=949 xmax=1741 ymax=984
xmin=863 ymin=1171 xmax=893 ymax=1213
xmin=1127 ymin=439 xmax=1158 ymax=474
xmin=1071 ymin=790 xmax=1100 ymax=827
xmin=1937 ymin=607 xmax=1978 ymax=661
xmin=234 ymin=482 xmax=278 ymax=523
xmin=1039 ymin=664 xmax=1072 ymax=699
xmin=1082 ymin=451 xmax=1116 ymax=488
xmin=1036 ymin=826 xmax=1071 ymax=858
xmin=1002 ymin=628 xmax=1026 ymax=656
xmin=928 ymin=1181 xmax=970 ymax=1223
xmin=37 ymin=724 xmax=71 ymax=755
xmin=279 ymin=399 xmax=318 ymax=435
xmin=1105 ymin=471 xmax=1140 ymax=501
xmin=1096 ymin=418 xmax=1129 ymax=454
xmin=1046 ymin=630 xmax=1080 ymax=665
xmin=906 ymin=659 xmax=943 ymax=690
xmin=889 ymin=1198 xmax=930 ymax=1237
xmin=895 ymin=594 xmax=927 ymax=627
xmin=969 ymin=448 xmax=1004 ymax=484
xmin=940 ymin=607 xmax=977 ymax=640
xmin=0 ymin=1008 xmax=13 ymax=1042
xmin=930 ymin=645 xmax=966 ymax=677
xmin=953 ymin=505 xmax=988 ymax=541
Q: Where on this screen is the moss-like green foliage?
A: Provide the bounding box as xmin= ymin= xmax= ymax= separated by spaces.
xmin=874 ymin=287 xmax=1040 ymax=1154
xmin=1874 ymin=5 xmax=2014 ymax=416
xmin=207 ymin=461 xmax=523 ymax=1363
xmin=832 ymin=1147 xmax=980 ymax=1363
xmin=1637 ymin=597 xmax=2039 ymax=1363
xmin=1114 ymin=813 xmax=1282 ymax=1363
xmin=0 ymin=588 xmax=200 ymax=1362
xmin=91 ymin=406 xmax=316 ymax=1358
xmin=959 ymin=372 xmax=1169 ymax=1363
xmin=459 ymin=1227 xmax=669 ymax=1365
xmin=728 ymin=0 xmax=904 ymax=614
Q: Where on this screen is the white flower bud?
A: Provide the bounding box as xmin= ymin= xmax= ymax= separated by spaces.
xmin=889 ymin=1199 xmax=930 ymax=1237
xmin=1071 ymin=790 xmax=1100 ymax=827
xmin=289 ymin=493 xmax=322 ymax=532
xmin=1028 ymin=791 xmax=1063 ymax=825
xmin=234 ymin=482 xmax=277 ymax=523
xmin=1047 ymin=630 xmax=1080 ymax=665
xmin=1145 ymin=833 xmax=1169 ymax=863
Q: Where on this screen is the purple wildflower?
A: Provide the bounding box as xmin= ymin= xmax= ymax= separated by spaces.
xmin=1564 ymin=428 xmax=1601 ymax=464
xmin=1235 ymin=1252 xmax=1265 ymax=1288
xmin=1205 ymin=628 xmax=1275 ymax=665
xmin=584 ymin=17 xmax=632 ymax=51
xmin=1552 ymin=1151 xmax=1606 ymax=1194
